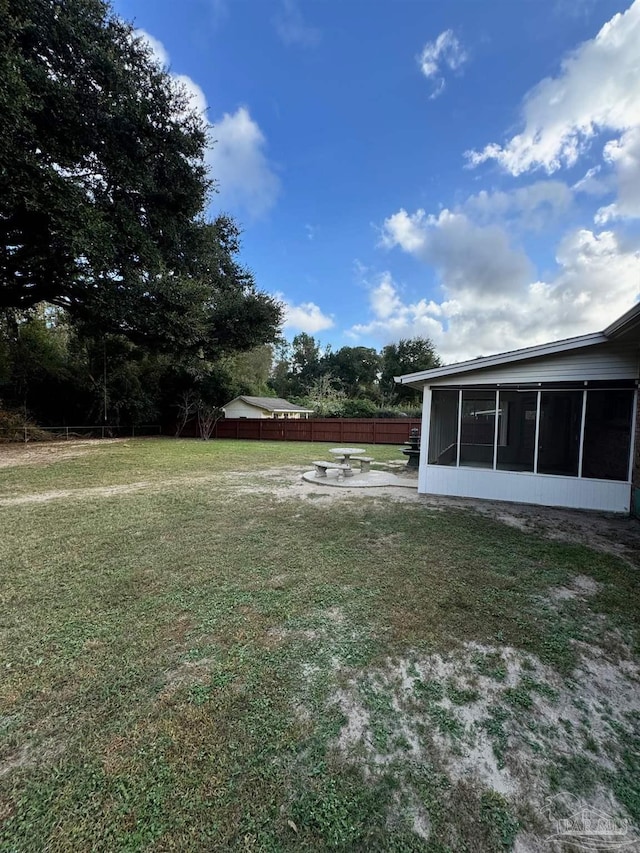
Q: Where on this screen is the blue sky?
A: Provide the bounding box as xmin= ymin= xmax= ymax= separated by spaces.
xmin=113 ymin=0 xmax=640 ymax=362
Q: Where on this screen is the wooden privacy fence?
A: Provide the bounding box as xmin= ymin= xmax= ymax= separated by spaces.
xmin=189 ymin=417 xmax=422 ymax=445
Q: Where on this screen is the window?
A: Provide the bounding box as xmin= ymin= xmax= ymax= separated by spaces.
xmin=537 ymin=391 xmax=583 ymax=477
xmin=582 ymin=390 xmax=634 ymax=481
xmin=428 ymin=390 xmax=458 ymax=465
xmin=496 ymin=391 xmax=537 ymax=472
xmin=460 ymin=390 xmax=496 ymax=468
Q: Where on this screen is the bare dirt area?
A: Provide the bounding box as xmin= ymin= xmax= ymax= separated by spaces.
xmin=297 ymin=470 xmax=640 ymax=567
xmin=434 ymin=495 xmax=640 ymax=568
xmin=0 ymin=438 xmax=125 ymax=469
xmin=311 ymin=640 xmax=640 ymax=851
xmin=0 ymin=481 xmax=154 ymax=506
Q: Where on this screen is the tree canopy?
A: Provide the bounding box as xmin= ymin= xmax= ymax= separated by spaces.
xmin=269 ymin=334 xmax=441 ymax=413
xmin=380 ymin=338 xmax=441 ymax=404
xmin=324 ymin=346 xmax=380 ymax=399
xmin=0 ymin=0 xmax=281 ymax=358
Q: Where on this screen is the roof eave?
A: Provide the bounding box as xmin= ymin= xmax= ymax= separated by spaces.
xmin=394 ymin=331 xmax=607 ymax=388
xmin=603 ymin=302 xmax=640 ymax=338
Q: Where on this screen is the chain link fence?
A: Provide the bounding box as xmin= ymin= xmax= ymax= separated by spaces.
xmin=0 ymin=424 xmax=161 ymax=443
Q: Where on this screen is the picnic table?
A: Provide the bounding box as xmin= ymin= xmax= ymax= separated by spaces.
xmin=329 ymin=447 xmax=366 ymax=467
xmin=310 ymin=448 xmax=374 ymax=479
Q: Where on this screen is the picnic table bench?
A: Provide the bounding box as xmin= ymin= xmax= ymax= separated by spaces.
xmin=312 ymin=460 xmax=353 ymax=478
xmin=350 ymin=456 xmax=374 ymax=473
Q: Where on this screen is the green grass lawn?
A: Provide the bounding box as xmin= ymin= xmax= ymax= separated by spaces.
xmin=1 ymin=438 xmax=639 ymax=851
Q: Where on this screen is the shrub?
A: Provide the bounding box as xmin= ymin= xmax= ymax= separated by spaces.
xmin=0 ymin=406 xmax=53 ymax=442
xmin=341 ymin=398 xmax=378 ymax=418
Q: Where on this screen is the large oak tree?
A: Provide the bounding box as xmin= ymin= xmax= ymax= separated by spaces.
xmin=0 ymin=0 xmax=281 ymax=357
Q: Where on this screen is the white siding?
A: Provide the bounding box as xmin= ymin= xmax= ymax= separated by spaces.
xmin=429 ymin=341 xmax=639 ymax=387
xmin=420 ymin=465 xmax=631 ymax=513
xmin=223 ymin=400 xmax=270 ymax=419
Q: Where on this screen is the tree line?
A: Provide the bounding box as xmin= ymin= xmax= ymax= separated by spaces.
xmin=0 ymin=0 xmax=440 ymax=432
xmin=269 ymin=334 xmax=440 ymax=417
xmin=0 ymin=313 xmax=439 ymax=426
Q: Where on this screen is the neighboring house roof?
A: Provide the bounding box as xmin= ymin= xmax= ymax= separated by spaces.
xmin=223 ymin=395 xmax=314 ymax=413
xmin=395 ymin=303 xmax=640 ymax=390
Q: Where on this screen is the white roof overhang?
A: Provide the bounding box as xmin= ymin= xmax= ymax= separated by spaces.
xmin=394 ymin=331 xmax=607 ymax=390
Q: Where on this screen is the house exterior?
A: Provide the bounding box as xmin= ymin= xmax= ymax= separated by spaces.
xmin=222 ymin=396 xmax=314 ymax=420
xmin=395 ymin=304 xmax=640 ymax=514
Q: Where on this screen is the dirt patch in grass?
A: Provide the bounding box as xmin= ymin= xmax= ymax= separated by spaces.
xmin=0 ymin=438 xmax=125 ymax=469
xmin=158 ymin=657 xmax=219 ymax=701
xmin=0 ymin=738 xmax=64 ymax=778
xmin=548 ymin=574 xmax=603 ymax=602
xmin=0 ymin=481 xmax=154 ymax=505
xmin=313 ymin=639 xmax=640 ymax=849
xmin=444 ymin=498 xmax=640 ymax=568
xmin=297 ymin=472 xmax=640 ymax=568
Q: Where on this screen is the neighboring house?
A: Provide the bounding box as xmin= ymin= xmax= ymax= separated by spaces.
xmin=395 ymin=304 xmax=640 ymax=514
xmin=222 ymin=396 xmax=314 ymax=420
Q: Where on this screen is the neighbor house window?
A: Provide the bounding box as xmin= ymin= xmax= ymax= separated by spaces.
xmin=582 ymin=390 xmax=634 ymax=481
xmin=459 ymin=390 xmax=496 ymax=468
xmin=537 ymin=391 xmax=583 ymax=477
xmin=496 ymin=391 xmax=537 ymax=473
xmin=428 ymin=390 xmax=458 ymax=465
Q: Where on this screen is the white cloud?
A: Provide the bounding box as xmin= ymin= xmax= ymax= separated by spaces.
xmin=347 ymin=271 xmax=449 ymax=350
xmin=467 ymin=1 xmax=640 ymax=176
xmin=370 ymin=273 xmax=406 ymax=319
xmin=595 ymin=126 xmax=640 ymax=222
xmin=135 ymin=29 xmax=169 ymax=67
xmin=359 ymin=207 xmax=640 ymax=361
xmin=279 ymin=296 xmax=334 ymax=333
xmin=274 ymin=0 xmax=321 ymax=47
xmin=464 ymin=181 xmax=573 ymax=229
xmin=418 ymin=30 xmax=467 ymax=98
xmin=134 ymin=31 xmax=280 ymax=220
xmin=208 ymin=107 xmax=280 ymax=218
xmin=358 ymin=4 xmax=640 ymax=362
xmin=382 ymin=208 xmax=534 ymax=296
xmin=572 ymin=165 xmax=612 ymax=197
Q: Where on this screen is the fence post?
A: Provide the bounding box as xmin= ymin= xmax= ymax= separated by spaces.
xmin=24 ymin=425 xmax=28 ymax=443
xmin=259 ymin=420 xmax=263 ymax=440
xmin=65 ymin=427 xmax=69 ymax=440
xmin=132 ymin=425 xmax=135 ymax=437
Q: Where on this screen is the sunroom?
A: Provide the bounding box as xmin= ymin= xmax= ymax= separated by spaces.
xmin=395 ymin=304 xmax=640 ymax=514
